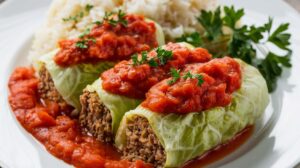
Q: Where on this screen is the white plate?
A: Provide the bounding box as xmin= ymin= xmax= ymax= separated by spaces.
xmin=1 ymin=0 xmax=300 ymax=168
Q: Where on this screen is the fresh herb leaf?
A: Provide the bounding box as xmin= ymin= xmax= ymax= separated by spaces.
xmin=183 ymin=71 xmax=194 ymax=80
xmin=190 ymin=6 xmax=292 ymax=92
xmin=103 ymin=10 xmax=128 ymax=27
xmin=183 ymin=71 xmax=204 ymax=86
xmin=130 ymin=47 xmax=174 ymax=67
xmin=227 ymin=26 xmax=256 ymax=64
xmin=131 ymin=54 xmax=139 ymax=66
xmin=141 ymin=51 xmax=148 ymax=63
xmin=116 ymin=10 xmax=128 ymax=26
xmin=247 ymin=25 xmax=265 ymax=43
xmin=156 ymin=47 xmax=173 ymax=65
xmin=268 ymin=23 xmax=291 ymax=51
xmin=197 ymin=7 xmax=223 ymax=40
xmin=148 ymin=58 xmax=158 ymax=67
xmin=85 ymin=4 xmax=94 ymax=12
xmin=257 ymin=51 xmax=292 ymax=92
xmin=63 ymin=4 xmax=93 ymax=23
xmin=194 ymin=74 xmax=204 ymax=86
xmin=264 ymin=17 xmax=273 ymax=34
xmin=76 ymin=40 xmax=88 ymax=49
xmin=93 ymin=21 xmax=102 ymax=25
xmin=223 ymin=6 xmax=244 ymax=29
xmin=168 ymin=68 xmax=181 ymax=85
xmin=79 ymin=28 xmax=91 ymax=38
xmin=75 ymin=37 xmax=96 ymax=49
xmin=176 ymin=32 xmax=203 ymax=47
xmin=62 ymin=11 xmax=84 ymax=22
xmin=131 ymin=51 xmax=148 ymax=66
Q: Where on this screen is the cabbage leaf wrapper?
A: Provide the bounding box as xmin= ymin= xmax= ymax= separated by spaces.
xmin=85 ymin=78 xmax=142 ymax=134
xmin=37 ymin=50 xmax=115 ymax=109
xmin=115 ymin=59 xmax=269 ymax=168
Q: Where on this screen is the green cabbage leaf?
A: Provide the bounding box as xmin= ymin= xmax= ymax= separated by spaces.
xmin=115 ymin=59 xmax=269 ymax=168
xmin=85 ymin=78 xmax=142 ymax=134
xmin=37 ymin=50 xmax=115 ymax=109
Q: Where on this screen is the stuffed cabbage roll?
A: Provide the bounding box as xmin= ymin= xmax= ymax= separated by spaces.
xmin=115 ymin=58 xmax=269 ymax=168
xmin=36 ymin=14 xmax=165 ymax=111
xmin=79 ymin=43 xmax=212 ymax=143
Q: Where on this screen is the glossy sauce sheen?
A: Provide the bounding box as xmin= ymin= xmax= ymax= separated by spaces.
xmin=54 ymin=14 xmax=158 ymax=67
xmin=142 ymin=57 xmax=242 ymax=114
xmin=101 ymin=43 xmax=212 ymax=99
xmin=8 ymin=67 xmax=152 ymax=168
xmin=183 ymin=126 xmax=254 ymax=168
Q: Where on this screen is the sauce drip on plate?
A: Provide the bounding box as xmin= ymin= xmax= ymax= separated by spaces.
xmin=8 ymin=67 xmax=151 ymax=168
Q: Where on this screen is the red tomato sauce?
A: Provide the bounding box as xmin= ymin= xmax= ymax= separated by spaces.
xmin=8 ymin=67 xmax=152 ymax=168
xmin=101 ymin=43 xmax=212 ymax=99
xmin=54 ymin=14 xmax=158 ymax=67
xmin=142 ymin=57 xmax=242 ymax=114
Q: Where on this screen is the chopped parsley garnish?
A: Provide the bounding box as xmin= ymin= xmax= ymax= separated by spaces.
xmin=75 ymin=37 xmax=96 ymax=49
xmin=183 ymin=71 xmax=204 ymax=86
xmin=156 ymin=47 xmax=173 ymax=65
xmin=75 ymin=28 xmax=95 ymax=49
xmin=183 ymin=71 xmax=193 ymax=80
xmin=131 ymin=54 xmax=139 ymax=65
xmin=75 ymin=40 xmax=88 ymax=49
xmin=78 ymin=28 xmax=91 ymax=38
xmin=62 ymin=4 xmax=93 ymax=22
xmin=131 ymin=47 xmax=173 ymax=67
xmin=148 ymin=58 xmax=159 ymax=67
xmin=131 ymin=51 xmax=148 ymax=66
xmin=177 ymin=5 xmax=292 ymax=92
xmin=194 ymin=74 xmax=204 ymax=86
xmin=62 ymin=12 xmax=84 ymax=22
xmin=103 ymin=10 xmax=128 ymax=27
xmin=168 ymin=70 xmax=204 ymax=86
xmin=168 ymin=68 xmax=181 ymax=85
xmin=93 ymin=21 xmax=102 ymax=25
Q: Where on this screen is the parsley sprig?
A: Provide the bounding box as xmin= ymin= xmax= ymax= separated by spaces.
xmin=75 ymin=28 xmax=96 ymax=49
xmin=131 ymin=51 xmax=148 ymax=66
xmin=168 ymin=68 xmax=181 ymax=85
xmin=183 ymin=72 xmax=204 ymax=86
xmin=156 ymin=47 xmax=173 ymax=65
xmin=168 ymin=69 xmax=204 ymax=86
xmin=131 ymin=47 xmax=173 ymax=67
xmin=176 ymin=6 xmax=292 ymax=92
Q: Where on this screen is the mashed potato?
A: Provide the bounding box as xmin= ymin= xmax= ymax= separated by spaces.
xmin=29 ymin=0 xmax=216 ymax=61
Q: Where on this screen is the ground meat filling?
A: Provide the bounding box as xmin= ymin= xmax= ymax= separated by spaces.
xmin=38 ymin=65 xmax=71 ymax=111
xmin=123 ymin=116 xmax=166 ymax=168
xmin=79 ymin=90 xmax=114 ymax=143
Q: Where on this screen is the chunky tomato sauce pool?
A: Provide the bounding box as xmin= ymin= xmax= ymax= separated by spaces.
xmin=54 ymin=14 xmax=158 ymax=67
xmin=142 ymin=57 xmax=242 ymax=114
xmin=101 ymin=43 xmax=212 ymax=99
xmin=8 ymin=67 xmax=152 ymax=168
